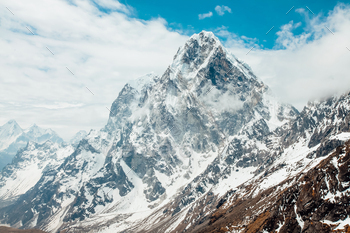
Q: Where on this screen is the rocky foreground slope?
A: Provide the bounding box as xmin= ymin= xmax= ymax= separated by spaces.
xmin=186 ymin=139 xmax=350 ymax=233
xmin=0 ymin=31 xmax=349 ymax=233
xmin=0 ymin=226 xmax=46 ymax=233
xmin=131 ymin=86 xmax=350 ymax=233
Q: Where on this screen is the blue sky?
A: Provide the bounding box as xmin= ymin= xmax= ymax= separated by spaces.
xmin=121 ymin=0 xmax=345 ymax=48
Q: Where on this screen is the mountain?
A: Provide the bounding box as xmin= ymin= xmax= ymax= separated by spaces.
xmin=197 ymin=139 xmax=350 ymax=233
xmin=69 ymin=130 xmax=88 ymax=146
xmin=24 ymin=124 xmax=64 ymax=144
xmin=144 ymin=92 xmax=350 ymax=233
xmin=0 ymin=121 xmax=64 ymax=170
xmin=0 ymin=120 xmax=23 ymax=152
xmin=0 ymin=31 xmax=297 ymax=232
xmin=0 ymin=31 xmax=348 ymax=233
xmin=0 ymin=141 xmax=74 ymax=208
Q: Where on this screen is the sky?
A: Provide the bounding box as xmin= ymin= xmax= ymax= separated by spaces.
xmin=0 ymin=0 xmax=350 ymax=141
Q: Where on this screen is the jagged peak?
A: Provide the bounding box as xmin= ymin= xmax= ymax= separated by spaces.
xmin=170 ymin=31 xmax=243 ymax=82
xmin=25 ymin=123 xmax=54 ymax=133
xmin=172 ymin=31 xmax=222 ymax=64
xmin=25 ymin=124 xmax=44 ymax=133
xmin=188 ymin=30 xmax=221 ymax=47
xmin=69 ymin=130 xmax=88 ymax=145
xmin=306 ymin=90 xmax=350 ymax=110
xmin=2 ymin=119 xmax=21 ymax=129
xmin=6 ymin=119 xmax=19 ymax=125
xmin=0 ymin=120 xmax=23 ymax=134
xmin=127 ymin=72 xmax=158 ymax=93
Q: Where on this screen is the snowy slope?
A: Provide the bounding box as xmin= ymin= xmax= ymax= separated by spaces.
xmin=0 ymin=120 xmax=23 ymax=151
xmin=69 ymin=130 xmax=88 ymax=146
xmin=193 ymin=138 xmax=350 ymax=233
xmin=150 ymin=92 xmax=350 ymax=233
xmin=0 ymin=141 xmax=74 ymax=204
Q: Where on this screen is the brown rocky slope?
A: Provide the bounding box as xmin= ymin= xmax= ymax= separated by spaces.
xmin=0 ymin=226 xmax=46 ymax=233
xmin=190 ymin=140 xmax=350 ymax=233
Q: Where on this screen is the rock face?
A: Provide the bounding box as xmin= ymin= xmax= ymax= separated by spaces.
xmin=0 ymin=141 xmax=74 ymax=208
xmin=190 ymin=140 xmax=350 ymax=233
xmin=0 ymin=121 xmax=64 ymax=170
xmin=146 ymin=92 xmax=350 ymax=233
xmin=0 ymin=31 xmax=349 ymax=233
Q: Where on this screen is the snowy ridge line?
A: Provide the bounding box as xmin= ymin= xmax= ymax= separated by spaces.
xmin=177 ymin=91 xmax=350 ymax=232
xmin=0 ymin=31 xmax=302 ymax=232
xmin=99 ymin=31 xmax=296 ymax=232
xmin=68 ymin=32 xmax=229 ymax=231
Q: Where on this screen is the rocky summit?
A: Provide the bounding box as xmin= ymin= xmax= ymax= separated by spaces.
xmin=0 ymin=31 xmax=349 ymax=233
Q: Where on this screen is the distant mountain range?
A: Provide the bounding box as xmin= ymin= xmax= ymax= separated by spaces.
xmin=0 ymin=120 xmax=64 ymax=170
xmin=0 ymin=31 xmax=349 ymax=233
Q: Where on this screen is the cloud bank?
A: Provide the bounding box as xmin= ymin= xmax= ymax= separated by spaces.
xmin=220 ymin=3 xmax=350 ymax=109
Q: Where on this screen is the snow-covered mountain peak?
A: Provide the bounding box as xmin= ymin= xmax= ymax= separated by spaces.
xmin=6 ymin=119 xmax=20 ymax=126
xmin=23 ymin=124 xmax=63 ymax=144
xmin=127 ymin=72 xmax=158 ymax=93
xmin=170 ymin=31 xmax=256 ymax=92
xmin=0 ymin=120 xmax=22 ymax=135
xmin=0 ymin=120 xmax=23 ymax=151
xmin=69 ymin=130 xmax=88 ymax=146
xmin=24 ymin=123 xmax=44 ymax=135
xmin=171 ymin=31 xmax=223 ymax=76
xmin=188 ymin=30 xmax=221 ymax=47
xmin=0 ymin=121 xmax=65 ymax=170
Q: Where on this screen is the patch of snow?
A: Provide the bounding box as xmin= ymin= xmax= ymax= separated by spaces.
xmin=322 ymin=216 xmax=350 ymax=230
xmin=330 ymin=132 xmax=350 ymax=141
xmin=294 ymin=204 xmax=304 ymax=232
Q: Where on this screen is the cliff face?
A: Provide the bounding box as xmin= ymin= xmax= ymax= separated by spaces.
xmin=188 ymin=140 xmax=350 ymax=233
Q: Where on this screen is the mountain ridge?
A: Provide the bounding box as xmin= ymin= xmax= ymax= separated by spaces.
xmin=0 ymin=31 xmax=348 ymax=233
xmin=0 ymin=120 xmax=64 ymax=170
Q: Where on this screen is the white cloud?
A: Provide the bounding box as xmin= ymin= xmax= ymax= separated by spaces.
xmin=215 ymin=5 xmax=232 ymax=16
xmin=93 ymin=0 xmax=133 ymax=13
xmin=198 ymin=11 xmax=213 ymax=20
xmin=0 ymin=0 xmax=188 ymax=140
xmin=220 ymin=3 xmax=350 ymax=110
xmin=33 ymin=102 xmax=84 ymax=109
xmin=201 ymin=88 xmax=244 ymax=112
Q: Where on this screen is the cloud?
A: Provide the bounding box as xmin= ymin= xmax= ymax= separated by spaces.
xmin=215 ymin=5 xmax=232 ymax=16
xmin=33 ymin=102 xmax=84 ymax=109
xmin=221 ymin=3 xmax=350 ymax=110
xmin=92 ymin=0 xmax=133 ymax=13
xmin=201 ymin=88 xmax=244 ymax=112
xmin=198 ymin=11 xmax=213 ymax=20
xmin=0 ymin=0 xmax=188 ymax=140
